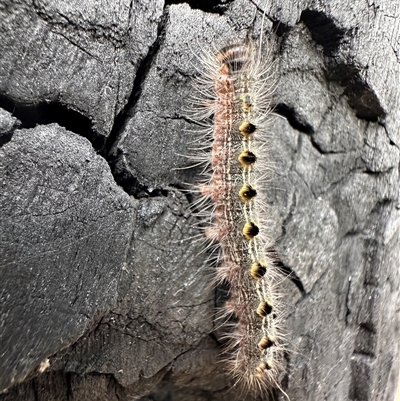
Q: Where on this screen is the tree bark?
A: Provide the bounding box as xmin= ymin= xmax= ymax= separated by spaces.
xmin=0 ymin=0 xmax=399 ymax=400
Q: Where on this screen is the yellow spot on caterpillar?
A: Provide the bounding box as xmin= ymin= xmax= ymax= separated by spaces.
xmin=256 ymin=361 xmax=272 ymax=375
xmin=238 ymin=184 xmax=257 ymax=202
xmin=250 ymin=262 xmax=267 ymax=280
xmin=258 ymin=335 xmax=275 ymax=350
xmin=238 ymin=150 xmax=257 ymax=167
xmin=240 ymin=94 xmax=252 ymax=111
xmin=256 ymin=300 xmax=273 ymax=317
xmin=256 ymin=362 xmax=272 ymax=379
xmin=243 ymin=221 xmax=259 ymax=240
xmin=239 ymin=121 xmax=257 ymax=137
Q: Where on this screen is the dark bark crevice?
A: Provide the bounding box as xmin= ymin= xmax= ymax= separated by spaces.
xmin=164 ymin=0 xmax=233 ymax=14
xmin=274 ymin=103 xmax=314 ymax=134
xmin=300 ymin=9 xmax=347 ymax=57
xmin=0 ymin=94 xmax=98 ymax=148
xmin=299 ymin=9 xmax=386 ymax=122
xmin=329 ymin=65 xmax=387 ymax=121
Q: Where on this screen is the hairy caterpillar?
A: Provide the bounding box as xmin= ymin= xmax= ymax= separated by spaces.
xmin=186 ymin=17 xmax=288 ymax=398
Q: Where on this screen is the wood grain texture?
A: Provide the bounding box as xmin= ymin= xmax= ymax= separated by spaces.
xmin=0 ymin=124 xmax=136 ymax=391
xmin=0 ymin=0 xmax=399 ymax=400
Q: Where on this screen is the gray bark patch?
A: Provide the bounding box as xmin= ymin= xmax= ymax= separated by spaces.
xmin=0 ymin=124 xmax=135 ymax=391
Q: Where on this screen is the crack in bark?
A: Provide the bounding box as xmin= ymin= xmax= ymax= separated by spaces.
xmin=32 ymin=379 xmax=39 ymax=401
xmin=165 ymin=0 xmax=233 ymax=14
xmin=32 ymin=3 xmax=129 ymax=49
xmin=66 ymin=372 xmax=73 ymax=400
xmin=345 ymin=276 xmax=352 ymax=325
xmin=104 ymin=7 xmax=171 ymax=198
xmin=0 ymin=95 xmax=98 ymax=148
xmin=274 ymin=103 xmax=314 ymax=135
xmin=300 ymin=8 xmax=386 ymax=122
xmin=54 ymin=30 xmax=102 ymax=61
xmin=300 ymin=9 xmax=347 ymax=57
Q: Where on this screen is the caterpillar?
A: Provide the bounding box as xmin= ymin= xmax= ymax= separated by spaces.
xmin=186 ymin=17 xmax=287 ymax=398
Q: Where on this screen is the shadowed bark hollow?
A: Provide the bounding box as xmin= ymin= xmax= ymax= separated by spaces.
xmin=0 ymin=1 xmax=399 ymax=400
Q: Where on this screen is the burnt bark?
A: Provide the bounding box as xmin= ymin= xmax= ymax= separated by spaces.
xmin=0 ymin=0 xmax=399 ymax=400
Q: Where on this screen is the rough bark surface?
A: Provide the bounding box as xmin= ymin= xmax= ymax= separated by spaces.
xmin=0 ymin=1 xmax=399 ymax=401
